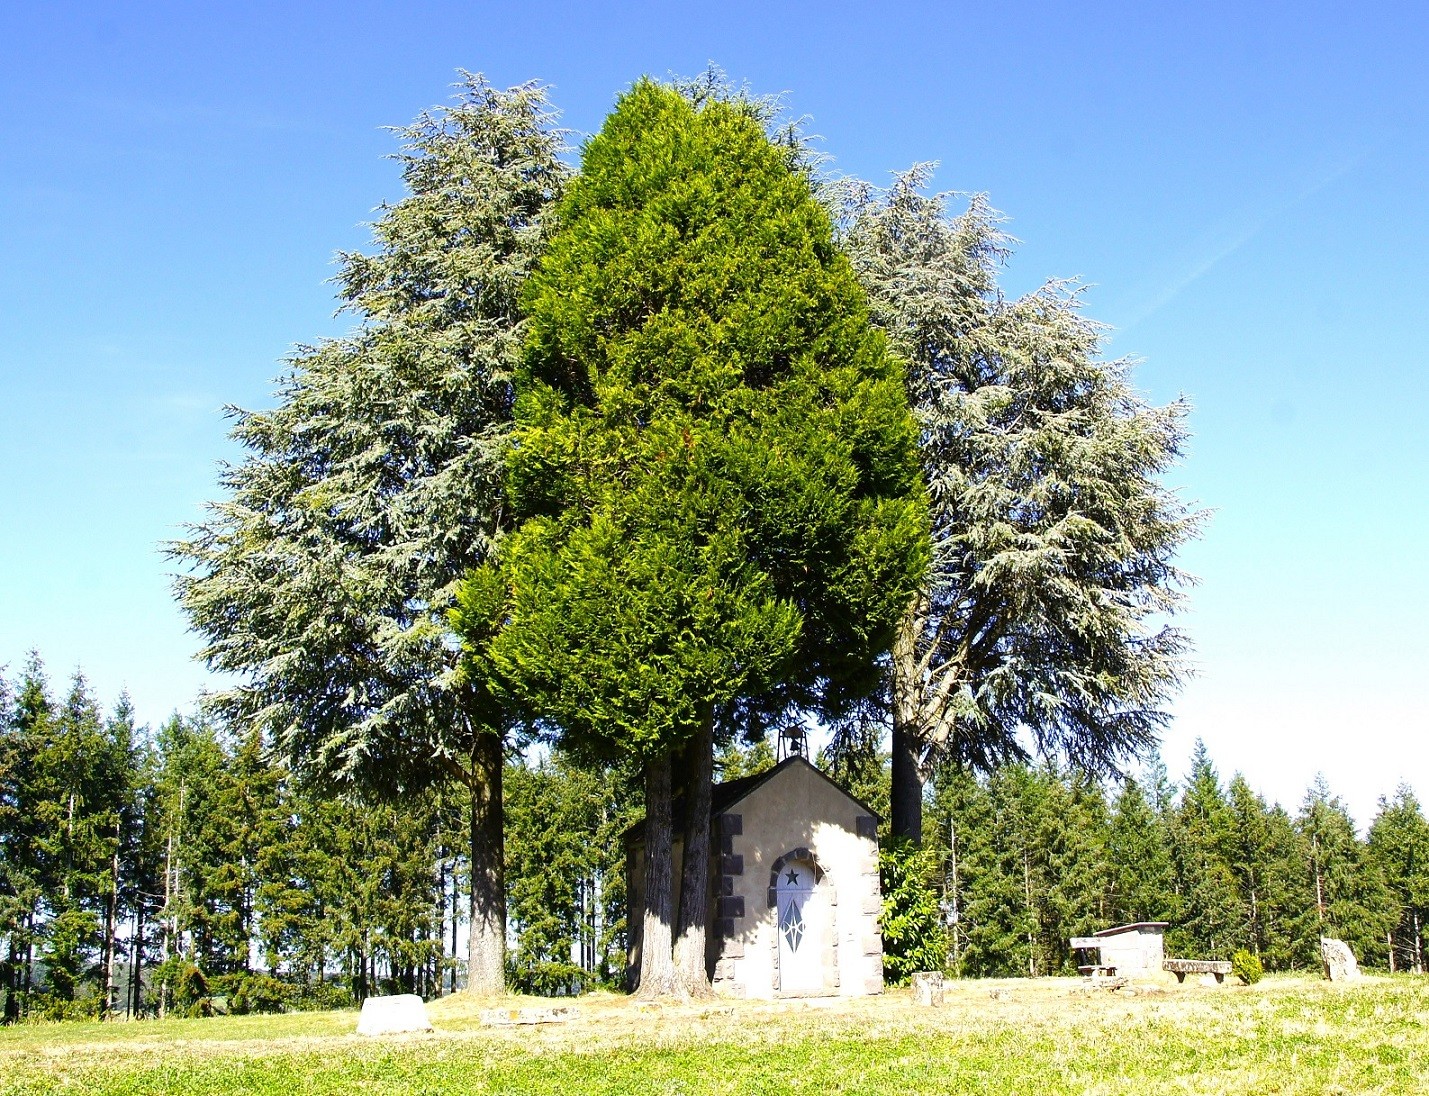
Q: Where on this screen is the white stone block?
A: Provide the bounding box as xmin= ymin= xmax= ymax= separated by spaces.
xmin=912 ymin=971 xmax=944 ymax=1006
xmin=356 ymin=993 xmax=432 ymax=1036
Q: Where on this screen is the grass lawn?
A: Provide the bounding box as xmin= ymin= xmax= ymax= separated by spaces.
xmin=3 ymin=974 xmax=1426 ymax=1095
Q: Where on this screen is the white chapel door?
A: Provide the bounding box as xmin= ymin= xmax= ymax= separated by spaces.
xmin=776 ymin=859 xmax=821 ymax=994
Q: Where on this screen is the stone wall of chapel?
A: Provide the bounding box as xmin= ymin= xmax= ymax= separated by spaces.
xmin=710 ymin=762 xmax=883 ymax=999
xmin=626 ymin=760 xmax=884 ymax=999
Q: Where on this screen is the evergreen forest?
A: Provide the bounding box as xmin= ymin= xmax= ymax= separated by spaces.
xmin=3 ymin=654 xmax=1426 ymax=1021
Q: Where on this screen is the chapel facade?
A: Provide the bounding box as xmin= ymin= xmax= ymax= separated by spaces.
xmin=626 ymin=756 xmax=885 ymax=998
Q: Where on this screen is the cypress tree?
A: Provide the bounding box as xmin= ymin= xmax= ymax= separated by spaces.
xmin=468 ymin=80 xmax=926 ymax=996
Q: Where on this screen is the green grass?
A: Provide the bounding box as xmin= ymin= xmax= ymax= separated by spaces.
xmin=5 ymin=976 xmax=1427 ymax=1095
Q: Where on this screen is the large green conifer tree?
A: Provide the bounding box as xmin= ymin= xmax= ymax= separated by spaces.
xmin=1368 ymin=786 xmax=1429 ymax=972
xmin=461 ymin=81 xmax=927 ymax=996
xmin=839 ymin=170 xmax=1200 ymax=842
xmin=173 ymin=76 xmax=567 ymax=992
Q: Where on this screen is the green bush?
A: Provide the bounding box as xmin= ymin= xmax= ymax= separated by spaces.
xmin=879 ymin=839 xmax=948 ymax=985
xmin=1231 ymin=949 xmax=1263 ymax=985
xmin=215 ymin=972 xmax=293 ymax=1015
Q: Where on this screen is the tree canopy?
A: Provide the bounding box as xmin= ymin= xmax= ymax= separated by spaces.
xmin=171 ymin=75 xmax=568 ymax=991
xmin=838 ymin=168 xmax=1202 ymax=840
xmin=457 ymin=79 xmax=927 ymax=995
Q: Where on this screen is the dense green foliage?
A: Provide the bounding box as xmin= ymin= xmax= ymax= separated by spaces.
xmin=5 ymin=655 xmax=1429 ymax=1019
xmin=878 ymin=839 xmax=949 ymax=983
xmin=915 ymin=743 xmax=1418 ymax=977
xmin=171 ymin=76 xmax=570 ymax=991
xmin=0 ymin=658 xmax=642 ymax=1019
xmin=1232 ymin=948 xmax=1264 ymax=985
xmin=16 ymin=68 xmax=1424 ymax=1027
xmin=475 ymin=79 xmax=927 ymax=755
xmin=502 ymin=758 xmax=637 ymax=994
xmin=459 ymin=78 xmax=926 ymax=994
xmin=172 ymin=73 xmax=563 ymax=796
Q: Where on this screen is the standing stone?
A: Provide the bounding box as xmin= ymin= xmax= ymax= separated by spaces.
xmin=1320 ymin=938 xmax=1362 ymax=982
xmin=912 ymin=971 xmax=945 ymax=1006
xmin=356 ymin=993 xmax=433 ymax=1036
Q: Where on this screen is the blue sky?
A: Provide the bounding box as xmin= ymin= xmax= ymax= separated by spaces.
xmin=2 ymin=1 xmax=1425 ymax=825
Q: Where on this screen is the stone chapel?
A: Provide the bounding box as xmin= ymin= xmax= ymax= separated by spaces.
xmin=626 ymin=755 xmax=885 ymax=998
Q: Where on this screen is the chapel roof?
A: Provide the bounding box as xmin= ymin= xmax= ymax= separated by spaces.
xmin=625 ymin=755 xmax=881 ymax=844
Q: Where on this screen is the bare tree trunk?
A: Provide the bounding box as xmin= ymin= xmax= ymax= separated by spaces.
xmin=130 ymin=910 xmax=144 ymax=1018
xmin=890 ymin=600 xmax=925 ymax=844
xmin=675 ymin=716 xmax=714 ymax=997
xmin=101 ymin=833 xmax=120 ymax=1020
xmin=466 ymin=732 xmax=506 ymax=995
xmin=637 ymin=750 xmax=681 ymax=998
xmin=1024 ymin=849 xmax=1035 ymax=977
xmin=23 ymin=915 xmax=34 ymax=1019
xmin=948 ymin=816 xmax=961 ymax=976
xmin=450 ymin=856 xmax=459 ymax=992
xmin=1415 ymin=909 xmax=1423 ymax=974
xmin=3 ymin=935 xmax=19 ymax=1023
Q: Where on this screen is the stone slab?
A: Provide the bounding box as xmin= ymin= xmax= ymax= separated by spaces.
xmin=480 ymin=1006 xmax=578 ymax=1026
xmin=356 ymin=994 xmax=432 ymax=1036
xmin=912 ymin=971 xmax=944 ymax=1006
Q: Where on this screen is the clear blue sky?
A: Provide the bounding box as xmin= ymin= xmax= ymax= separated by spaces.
xmin=2 ymin=1 xmax=1425 ymax=825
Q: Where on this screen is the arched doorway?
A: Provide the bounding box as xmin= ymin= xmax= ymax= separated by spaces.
xmin=775 ymin=856 xmax=822 ymax=994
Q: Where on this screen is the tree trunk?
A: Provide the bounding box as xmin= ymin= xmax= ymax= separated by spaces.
xmin=466 ymin=731 xmax=506 ymax=995
xmin=450 ymin=856 xmax=459 ymax=993
xmin=675 ymin=716 xmax=714 ymax=996
xmin=889 ymin=599 xmax=925 ymax=844
xmin=1415 ymin=909 xmax=1423 ymax=974
xmin=3 ymin=935 xmax=18 ymax=1023
xmin=130 ymin=914 xmax=143 ymax=1018
xmin=637 ymin=750 xmax=681 ymax=998
xmin=101 ymin=835 xmax=120 ymax=1020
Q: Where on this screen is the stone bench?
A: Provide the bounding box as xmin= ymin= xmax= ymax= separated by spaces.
xmin=1077 ymin=964 xmax=1118 ymax=979
xmin=1163 ymin=958 xmax=1232 ymax=984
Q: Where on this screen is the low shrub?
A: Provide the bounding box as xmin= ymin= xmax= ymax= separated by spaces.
xmin=1231 ymin=949 xmax=1263 ymax=985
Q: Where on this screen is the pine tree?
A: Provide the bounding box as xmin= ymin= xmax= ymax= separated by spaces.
xmin=1107 ymin=775 xmax=1178 ymax=926
xmin=0 ymin=659 xmax=45 ymax=1020
xmin=172 ymin=76 xmax=568 ymax=993
xmin=1300 ymin=776 xmax=1394 ymax=967
xmin=470 ymin=80 xmax=926 ymax=996
xmin=839 ymin=170 xmax=1200 ymax=841
xmin=1224 ymin=775 xmax=1317 ymax=970
xmin=1169 ymin=742 xmax=1241 ymax=958
xmin=1367 ymin=786 xmax=1429 ymax=973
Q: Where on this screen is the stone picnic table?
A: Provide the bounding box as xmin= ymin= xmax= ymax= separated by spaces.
xmin=1162 ymin=957 xmax=1233 ymax=984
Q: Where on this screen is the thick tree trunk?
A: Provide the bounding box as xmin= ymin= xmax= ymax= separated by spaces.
xmin=466 ymin=731 xmax=506 ymax=995
xmin=674 ymin=716 xmax=714 ymax=996
xmin=637 ymin=750 xmax=682 ymax=998
xmin=889 ymin=598 xmax=926 ymax=844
